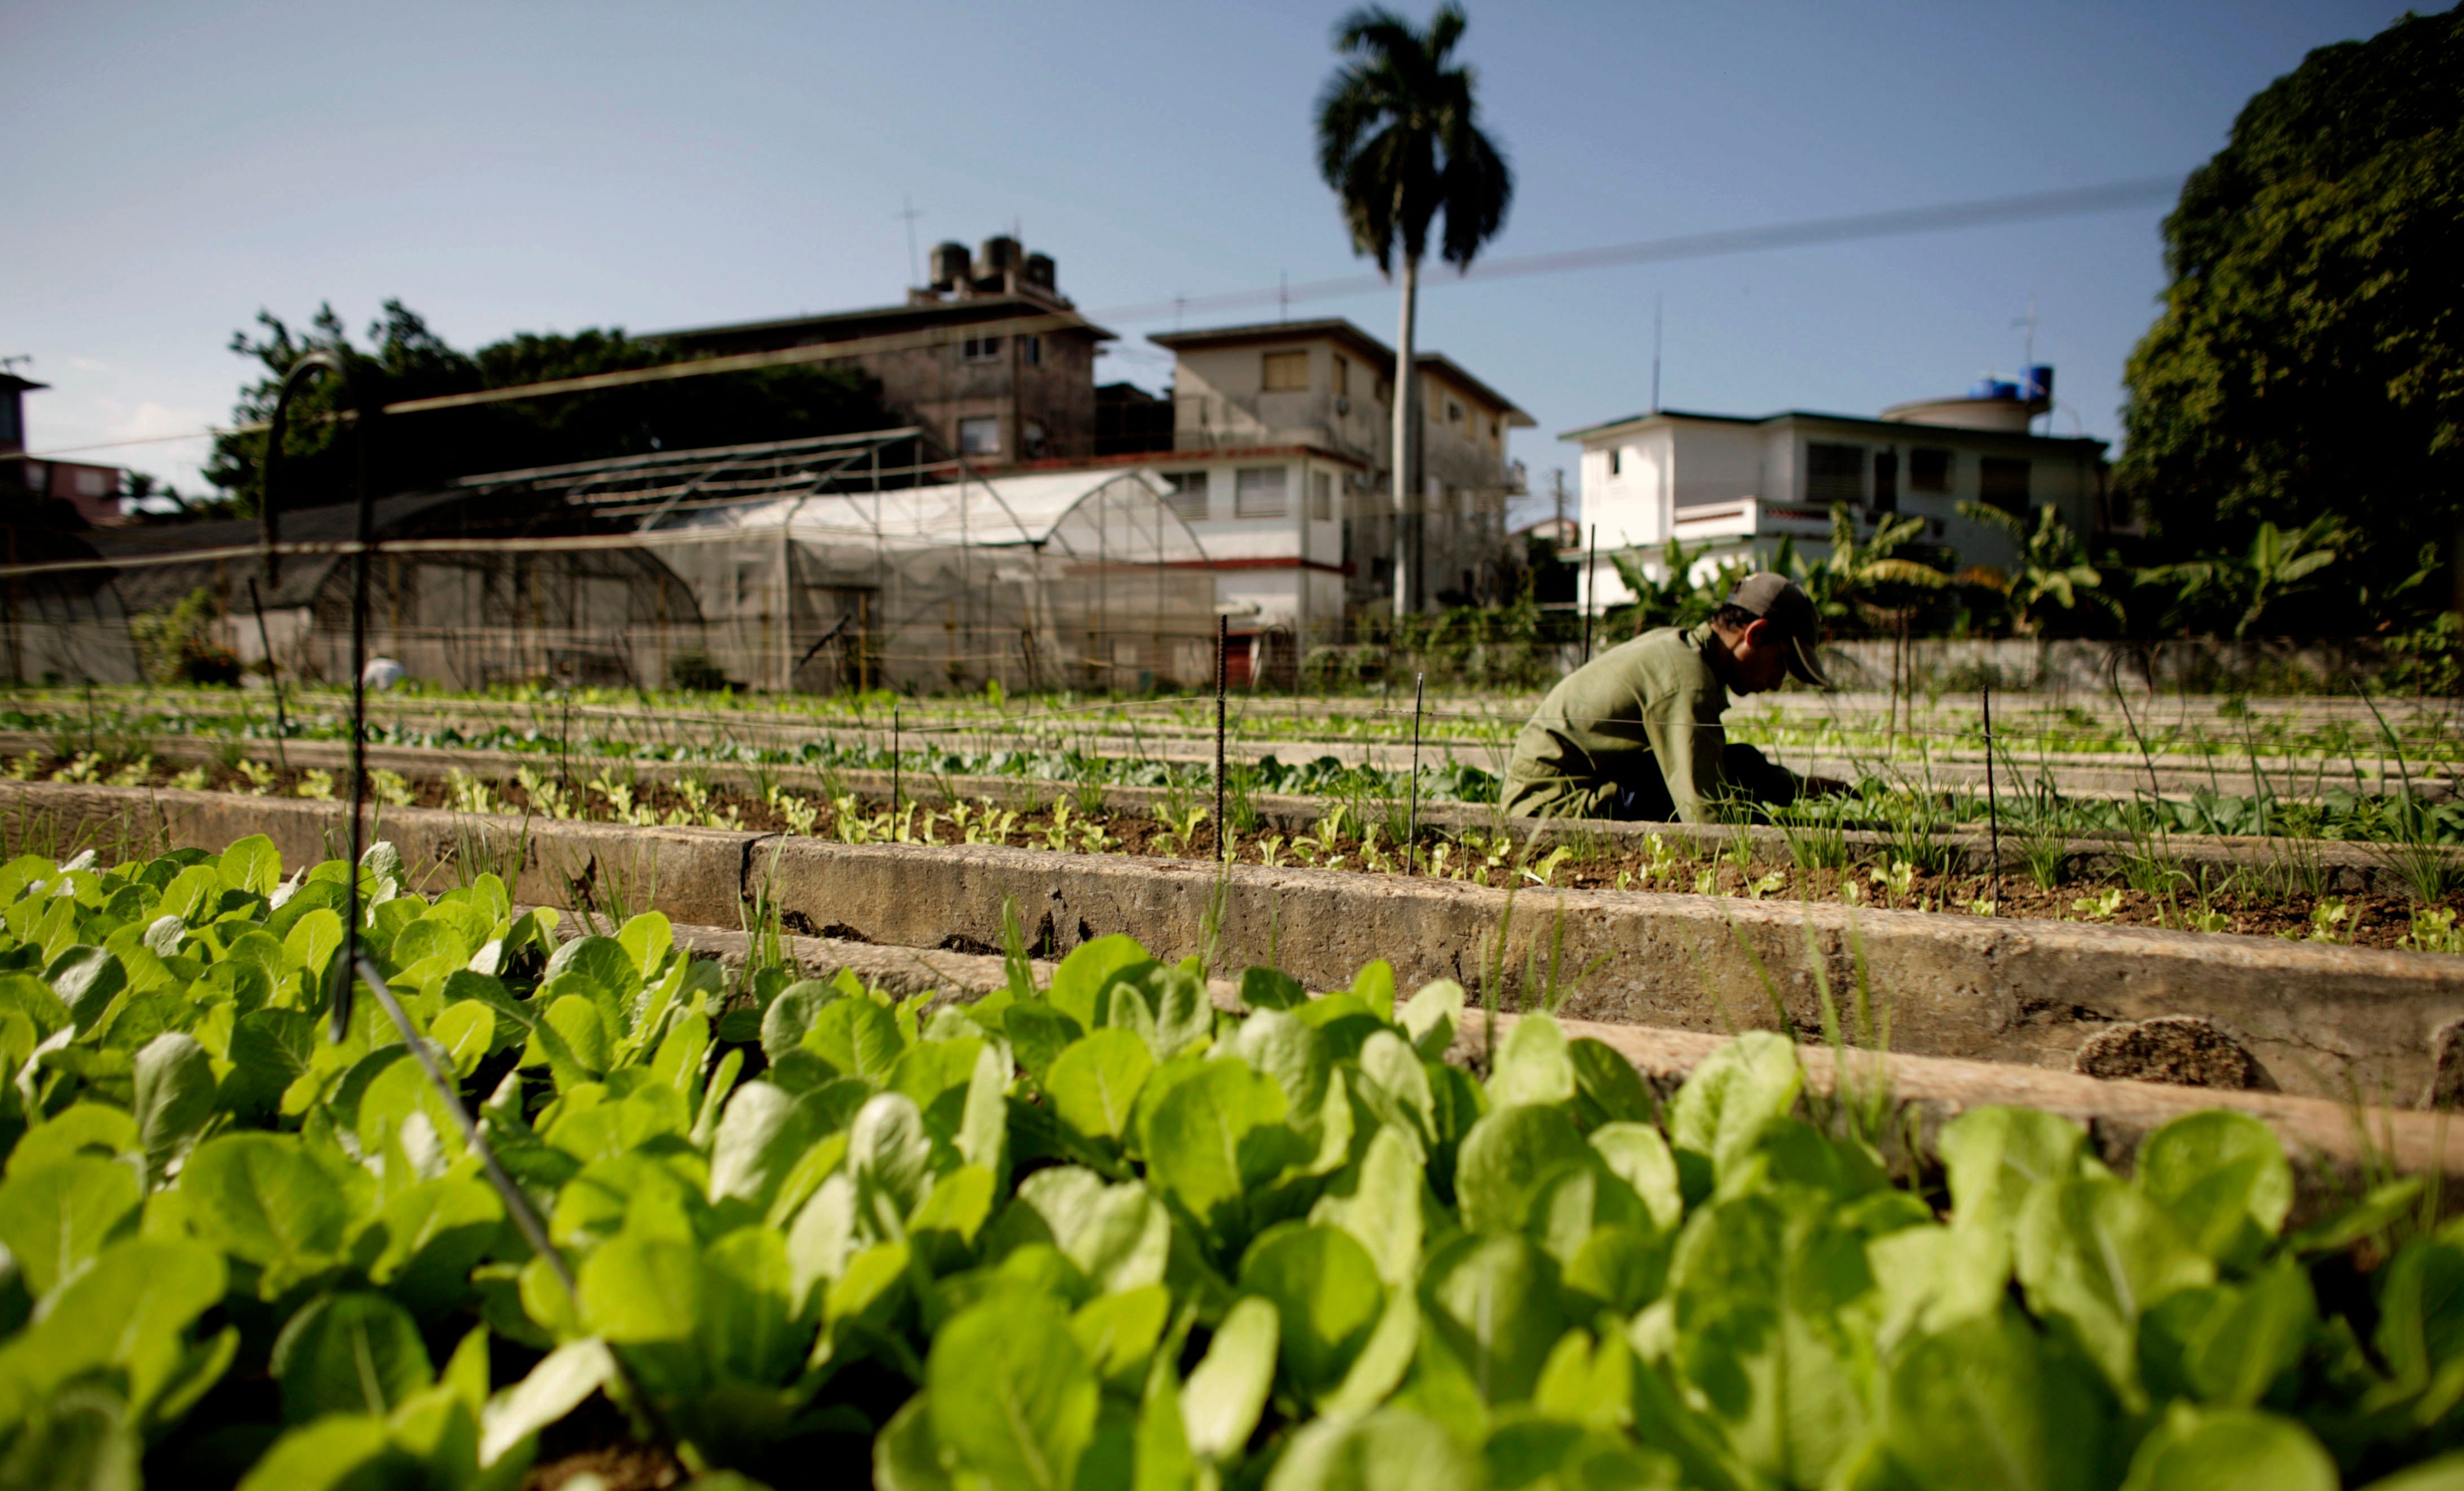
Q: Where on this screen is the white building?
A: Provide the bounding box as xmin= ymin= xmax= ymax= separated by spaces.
xmin=1561 ymin=377 xmax=2112 ymax=611
xmin=1028 ymin=318 xmax=1532 ymax=682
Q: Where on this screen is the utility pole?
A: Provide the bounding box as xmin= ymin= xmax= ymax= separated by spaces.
xmin=1651 ymin=296 xmax=1664 ymax=414
xmin=1551 ymin=467 xmax=1567 ymax=541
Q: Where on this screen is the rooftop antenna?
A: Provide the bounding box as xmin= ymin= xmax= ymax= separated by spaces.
xmin=0 ymin=355 xmax=31 ymax=376
xmin=1649 ymin=295 xmax=1663 ymax=414
xmin=896 ymin=198 xmax=925 ymax=285
xmin=2013 ymin=294 xmax=2040 ymax=432
xmin=1279 ymin=271 xmax=1289 ymax=322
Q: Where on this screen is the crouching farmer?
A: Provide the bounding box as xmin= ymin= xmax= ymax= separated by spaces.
xmin=1503 ymin=573 xmax=1831 ymax=824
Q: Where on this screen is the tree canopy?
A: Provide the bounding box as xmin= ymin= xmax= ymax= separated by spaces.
xmin=2117 ymin=8 xmax=2463 ymax=626
xmin=1314 ymin=3 xmax=1512 ymax=276
xmin=204 ymin=301 xmax=895 ymax=515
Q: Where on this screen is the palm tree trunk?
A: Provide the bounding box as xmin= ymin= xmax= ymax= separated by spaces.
xmin=1391 ymin=252 xmax=1420 ymax=619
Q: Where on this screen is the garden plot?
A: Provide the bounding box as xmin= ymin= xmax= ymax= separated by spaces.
xmin=11 ymin=734 xmax=2463 ymax=953
xmin=12 ymin=781 xmax=2464 ymax=1101
xmin=9 ymin=829 xmax=2464 ymax=1487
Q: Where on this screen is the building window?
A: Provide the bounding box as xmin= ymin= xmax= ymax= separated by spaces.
xmin=1979 ymin=458 xmax=2031 ymax=513
xmin=1021 ymin=420 xmax=1047 ymax=458
xmin=74 ymin=468 xmax=108 ymax=498
xmin=957 ymin=416 xmax=1000 ymax=455
xmin=961 ymin=334 xmax=1004 ymax=363
xmin=1607 ymin=447 xmax=1622 ymax=478
xmin=1872 ymin=450 xmax=1899 ymax=513
xmin=1446 ymin=399 xmax=1464 ymax=424
xmin=1334 ymin=357 xmax=1349 ymax=397
xmin=1310 ymin=471 xmax=1332 ymax=521
xmin=1163 ymin=470 xmax=1210 ymax=521
xmin=1806 ymin=442 xmax=1865 ymax=506
xmin=1234 ymin=466 xmax=1288 ymax=518
xmin=1022 ymin=333 xmax=1042 ymax=367
xmin=1262 ymin=350 xmax=1309 ymax=392
xmin=1909 ymin=447 xmax=1953 ymax=493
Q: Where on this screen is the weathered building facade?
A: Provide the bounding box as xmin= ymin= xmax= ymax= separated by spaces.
xmin=649 ymin=237 xmax=1111 ymax=466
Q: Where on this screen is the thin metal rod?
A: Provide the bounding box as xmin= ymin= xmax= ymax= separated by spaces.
xmin=1982 ymin=681 xmax=2001 ymax=909
xmin=1215 ymin=616 xmax=1227 ymax=862
xmin=1407 ymin=671 xmax=1425 ymax=874
xmin=256 ymin=348 xmax=368 ymax=1043
xmin=350 ymin=956 xmax=673 ymax=1448
xmin=341 ymin=388 xmax=375 ymax=1044
xmin=1580 ymin=524 xmax=1598 ymax=665
xmin=891 ymin=705 xmax=900 ymax=812
xmin=247 ymin=577 xmax=288 ymax=773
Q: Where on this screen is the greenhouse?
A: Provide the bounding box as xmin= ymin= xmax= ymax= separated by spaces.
xmin=37 ymin=429 xmax=1218 ymax=694
xmin=620 ymin=448 xmax=1218 ymax=694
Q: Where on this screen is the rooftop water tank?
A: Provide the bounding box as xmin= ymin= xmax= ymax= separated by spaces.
xmin=929 ymin=241 xmax=970 ymax=291
xmin=977 ymin=235 xmax=1022 ymax=278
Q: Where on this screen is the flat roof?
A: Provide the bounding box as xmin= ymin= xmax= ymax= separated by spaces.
xmin=1151 ymin=318 xmax=1532 ymax=424
xmin=648 ymin=293 xmax=1113 ymax=348
xmin=1558 ymin=406 xmax=2106 ymax=449
xmin=1151 ymin=318 xmax=1397 ymax=367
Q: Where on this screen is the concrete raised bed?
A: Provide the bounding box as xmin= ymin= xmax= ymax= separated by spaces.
xmin=658 ymin=918 xmax=2464 ymax=1219
xmin=5 ymin=728 xmax=2444 ymax=896
xmin=12 ymin=780 xmax=2464 ymax=1102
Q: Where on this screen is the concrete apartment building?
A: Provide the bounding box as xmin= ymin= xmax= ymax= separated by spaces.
xmin=1562 ymin=370 xmax=2110 ymax=612
xmin=3 ymin=372 xmax=124 ymax=527
xmin=650 ymin=236 xmax=1111 ymax=465
xmin=1140 ymin=319 xmax=1532 ymax=669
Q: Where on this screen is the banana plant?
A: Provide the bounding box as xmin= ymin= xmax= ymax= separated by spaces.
xmin=2142 ymin=516 xmax=2345 ymax=640
xmin=1954 ymin=501 xmax=2124 ymax=636
xmin=1782 ymin=505 xmax=1952 ymax=633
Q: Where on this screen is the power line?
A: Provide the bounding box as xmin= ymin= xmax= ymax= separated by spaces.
xmin=19 ymin=174 xmax=2183 ymax=464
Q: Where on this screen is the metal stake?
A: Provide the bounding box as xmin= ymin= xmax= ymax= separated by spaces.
xmin=1580 ymin=524 xmax=1598 ymax=665
xmin=247 ymin=577 xmax=289 ymax=772
xmin=891 ymin=705 xmax=900 ymax=812
xmin=1982 ymin=681 xmax=2001 ymax=909
xmin=1407 ymin=671 xmax=1425 ymax=874
xmin=1215 ymin=616 xmax=1227 ymax=862
xmin=258 ymin=348 xmax=368 ymax=1042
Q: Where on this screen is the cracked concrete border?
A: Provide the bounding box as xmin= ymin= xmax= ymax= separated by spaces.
xmin=10 ymin=780 xmax=2463 ymax=1101
xmin=655 ymin=918 xmax=2464 ymax=1217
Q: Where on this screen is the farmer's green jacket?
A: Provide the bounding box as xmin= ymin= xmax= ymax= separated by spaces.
xmin=1502 ymin=623 xmax=1796 ymax=824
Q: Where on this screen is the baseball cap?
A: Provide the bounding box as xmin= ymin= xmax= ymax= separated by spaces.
xmin=1726 ymin=573 xmax=1832 ymax=689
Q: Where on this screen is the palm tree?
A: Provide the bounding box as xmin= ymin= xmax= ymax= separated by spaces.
xmin=1317 ymin=3 xmax=1513 ymax=617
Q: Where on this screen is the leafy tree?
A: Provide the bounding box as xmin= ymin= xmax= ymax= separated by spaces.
xmin=1954 ymin=502 xmax=2122 ymax=636
xmin=203 ymin=301 xmax=895 ymax=516
xmin=1315 ymin=2 xmax=1512 ymax=617
xmin=2116 ymin=9 xmax=2464 ymax=621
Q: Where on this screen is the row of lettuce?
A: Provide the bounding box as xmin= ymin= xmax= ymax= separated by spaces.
xmin=2 ymin=837 xmax=2463 ymax=1489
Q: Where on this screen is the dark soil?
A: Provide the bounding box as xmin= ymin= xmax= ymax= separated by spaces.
xmin=47 ymin=751 xmax=2464 ymax=952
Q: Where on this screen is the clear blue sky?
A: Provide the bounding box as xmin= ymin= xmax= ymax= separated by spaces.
xmin=0 ymin=0 xmax=2410 ymax=525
